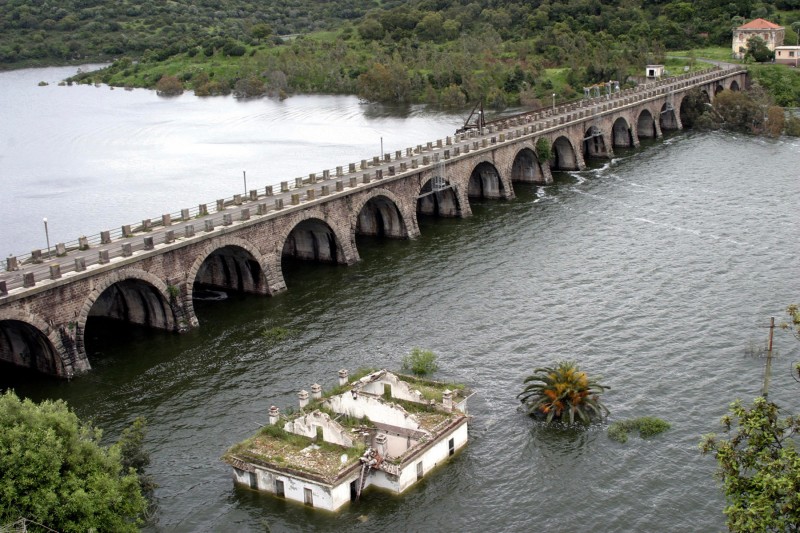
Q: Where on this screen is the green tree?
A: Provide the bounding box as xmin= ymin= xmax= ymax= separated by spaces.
xmin=401 ymin=348 xmax=439 ymax=376
xmin=700 ymin=397 xmax=800 ymax=532
xmin=517 ymin=361 xmax=609 ymax=424
xmin=0 ymin=390 xmax=146 ymax=532
xmin=746 ymin=36 xmax=772 ymax=62
xmin=251 ymin=23 xmax=273 ymax=41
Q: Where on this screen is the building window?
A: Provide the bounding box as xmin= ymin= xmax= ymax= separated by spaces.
xmin=304 ymin=488 xmax=314 ymax=507
xmin=790 ymin=51 xmax=796 ymax=57
xmin=416 ymin=461 xmax=423 ymax=480
xmin=449 ymin=438 xmax=455 ymax=456
xmin=275 ymin=479 xmax=285 ymax=497
xmin=248 ymin=471 xmax=258 ymax=489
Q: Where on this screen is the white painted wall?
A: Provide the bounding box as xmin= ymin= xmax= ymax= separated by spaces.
xmin=283 ymin=410 xmax=354 ymax=447
xmin=326 ymin=392 xmax=421 ymax=431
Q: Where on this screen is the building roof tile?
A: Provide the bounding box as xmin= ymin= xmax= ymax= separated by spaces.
xmin=737 ymin=18 xmax=783 ymax=30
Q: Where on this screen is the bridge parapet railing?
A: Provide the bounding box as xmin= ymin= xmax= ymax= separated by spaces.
xmin=3 ymin=65 xmax=749 ymax=290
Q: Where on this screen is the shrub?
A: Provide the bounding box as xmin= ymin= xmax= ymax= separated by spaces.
xmin=401 ymin=348 xmax=439 ymax=376
xmin=608 ymin=417 xmax=671 ymax=443
xmin=155 ymin=75 xmax=183 ymax=96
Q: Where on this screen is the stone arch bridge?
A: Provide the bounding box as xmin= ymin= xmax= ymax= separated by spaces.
xmin=0 ymin=67 xmax=747 ymax=377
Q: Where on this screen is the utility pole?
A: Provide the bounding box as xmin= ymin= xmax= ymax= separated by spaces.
xmin=762 ymin=316 xmax=775 ymax=398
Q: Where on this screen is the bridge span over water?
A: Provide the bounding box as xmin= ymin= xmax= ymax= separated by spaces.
xmin=0 ymin=67 xmax=747 ymax=377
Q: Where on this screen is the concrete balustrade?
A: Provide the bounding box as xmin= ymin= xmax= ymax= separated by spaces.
xmin=295 ymin=178 xmax=303 ymax=188
xmin=275 ymin=198 xmax=284 ymax=210
xmin=23 ymin=273 xmax=34 ymax=288
xmin=336 ymin=181 xmax=344 ymax=191
xmin=362 ymin=173 xmax=370 ymax=184
xmin=241 ymin=209 xmax=250 ymax=221
xmin=198 ymin=204 xmax=208 ymax=216
xmin=74 ymin=257 xmax=86 ymax=272
xmin=307 ymin=189 xmax=316 ymax=200
xmin=6 ymin=257 xmax=18 ymax=272
xmin=122 ymin=243 xmax=132 ymax=257
xmin=122 ymin=225 xmax=132 ymax=238
xmin=49 ymin=265 xmax=61 ymax=280
xmin=164 ymin=230 xmax=175 ymax=244
xmin=99 ymin=249 xmax=109 ymax=264
xmin=216 ymin=199 xmax=225 ymax=211
xmin=281 ymin=181 xmax=289 ymax=192
xmin=144 ymin=237 xmax=154 ymax=250
xmin=185 ymin=225 xmax=195 ymax=238
xmin=249 ymin=190 xmax=258 ymax=201
xmin=205 ymin=220 xmax=214 ymax=232
xmin=291 ymin=193 xmax=300 ymax=205
xmin=162 ymin=214 xmax=172 ymax=227
xmin=101 ymin=231 xmax=111 ymax=244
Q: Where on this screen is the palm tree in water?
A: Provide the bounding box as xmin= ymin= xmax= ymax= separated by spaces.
xmin=518 ymin=361 xmax=609 ymax=424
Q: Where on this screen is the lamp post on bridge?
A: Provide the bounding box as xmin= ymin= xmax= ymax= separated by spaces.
xmin=552 ymin=93 xmax=556 ymax=113
xmin=43 ymin=217 xmax=51 ymax=259
xmin=243 ymin=170 xmax=247 ymax=195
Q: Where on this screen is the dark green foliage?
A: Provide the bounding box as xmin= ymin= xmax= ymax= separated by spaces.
xmin=0 ymin=390 xmax=146 ymax=532
xmin=608 ymin=417 xmax=671 ymax=443
xmin=745 ymin=36 xmax=773 ymax=63
xmin=535 ymin=137 xmax=552 ymax=162
xmin=700 ymin=398 xmax=800 ymax=532
xmin=2 ymin=0 xmax=796 ymax=108
xmin=401 ymin=348 xmax=439 ymax=376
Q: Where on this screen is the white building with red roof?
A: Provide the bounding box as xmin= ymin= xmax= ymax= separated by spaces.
xmin=732 ymin=18 xmax=785 ymax=59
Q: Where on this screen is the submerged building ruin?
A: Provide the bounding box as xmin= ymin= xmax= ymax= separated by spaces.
xmin=222 ymin=369 xmax=471 ymax=511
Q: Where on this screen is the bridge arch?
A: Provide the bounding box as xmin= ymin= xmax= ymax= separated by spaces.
xmin=78 ymin=269 xmax=178 ymax=361
xmin=612 ymin=117 xmax=634 ymax=148
xmin=583 ymin=126 xmax=610 ymax=160
xmin=715 ymin=83 xmax=725 ymax=95
xmin=76 ymin=268 xmax=178 ymax=366
xmin=187 ymin=237 xmax=272 ymax=299
xmin=351 ymin=189 xmax=415 ymax=240
xmin=637 ymin=109 xmax=658 ymax=139
xmin=551 ymin=135 xmax=580 ymax=171
xmin=0 ymin=310 xmax=67 ymax=376
xmin=468 ymin=161 xmax=507 ymax=199
xmin=729 ymin=80 xmax=740 ymax=91
xmin=281 ymin=216 xmax=350 ymax=265
xmin=417 ymin=175 xmax=462 ymax=217
xmin=510 ymin=147 xmax=547 ymax=184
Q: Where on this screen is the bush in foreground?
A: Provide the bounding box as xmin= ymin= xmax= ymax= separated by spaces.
xmin=0 ymin=390 xmax=146 ymax=532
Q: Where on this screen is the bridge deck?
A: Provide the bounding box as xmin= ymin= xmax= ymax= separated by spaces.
xmin=0 ymin=66 xmax=745 ymax=301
